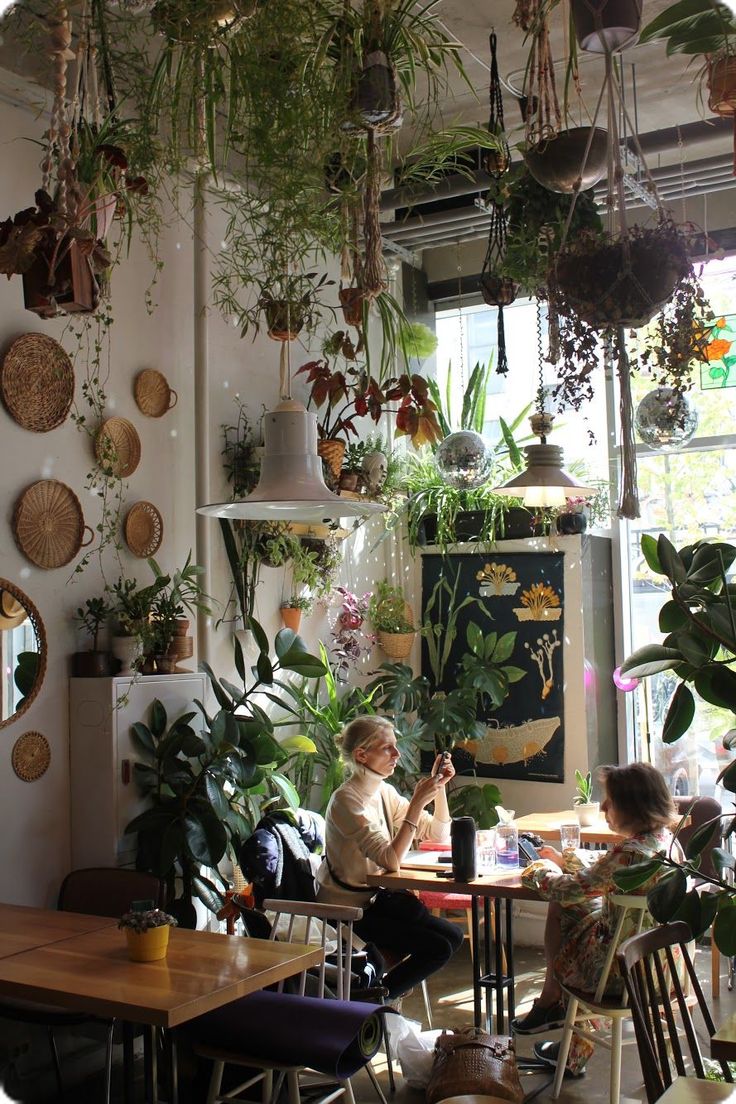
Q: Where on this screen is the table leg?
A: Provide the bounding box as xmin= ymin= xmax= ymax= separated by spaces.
xmin=472 ymin=896 xmax=482 ymax=1031
xmin=495 ymin=899 xmax=504 ymax=1031
xmin=505 ymin=899 xmax=515 ymax=1026
xmin=167 ymin=1032 xmax=178 ymax=1104
xmin=144 ymin=1025 xmax=158 ymax=1104
xmin=122 ymin=1022 xmax=135 ymax=1104
xmin=483 ymin=897 xmax=491 ymax=1033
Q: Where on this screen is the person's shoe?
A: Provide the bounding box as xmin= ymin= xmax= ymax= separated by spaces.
xmin=532 ymin=1040 xmax=586 ymax=1078
xmin=511 ymin=999 xmax=567 ymax=1035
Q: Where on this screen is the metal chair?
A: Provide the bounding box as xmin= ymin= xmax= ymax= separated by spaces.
xmin=186 ymin=898 xmax=390 ymax=1104
xmin=0 ymin=867 xmax=164 ymax=1103
xmin=550 ymin=893 xmax=650 ymax=1104
xmin=617 ymin=919 xmax=734 ymax=1103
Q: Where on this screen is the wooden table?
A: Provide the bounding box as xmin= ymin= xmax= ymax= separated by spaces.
xmin=367 ymin=866 xmax=539 ymax=1032
xmin=0 ymin=912 xmax=324 ymax=1102
xmin=0 ymin=903 xmax=117 ymax=958
xmin=514 ymin=810 xmax=621 ymax=845
xmin=711 ymin=1011 xmax=736 ymax=1063
xmin=653 ymin=1080 xmax=736 ymax=1104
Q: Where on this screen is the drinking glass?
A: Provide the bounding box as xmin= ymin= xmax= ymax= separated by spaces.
xmin=560 ymin=822 xmax=581 ymax=852
xmin=495 ymin=823 xmax=519 ymax=869
xmin=476 ymin=829 xmax=496 ymax=873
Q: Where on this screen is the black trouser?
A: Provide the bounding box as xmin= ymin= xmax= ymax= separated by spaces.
xmin=354 ymin=891 xmax=464 ymax=1000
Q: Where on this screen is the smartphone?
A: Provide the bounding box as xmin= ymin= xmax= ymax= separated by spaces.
xmin=432 ymin=751 xmax=451 ymax=778
xmin=518 ymin=836 xmax=541 ymax=867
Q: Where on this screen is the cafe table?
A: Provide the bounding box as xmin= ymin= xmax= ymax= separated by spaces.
xmin=0 ymin=905 xmax=324 ymax=1102
xmin=710 ymin=1011 xmax=736 ymax=1063
xmin=0 ymin=902 xmax=118 ymax=957
xmin=366 ymin=865 xmax=539 ymax=1033
xmin=514 ymin=809 xmax=621 ymax=846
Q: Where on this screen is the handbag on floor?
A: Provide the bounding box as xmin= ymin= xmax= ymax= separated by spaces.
xmin=426 ymin=1028 xmax=523 ymax=1104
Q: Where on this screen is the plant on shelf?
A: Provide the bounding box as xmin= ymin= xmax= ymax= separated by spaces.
xmin=330 ymin=587 xmax=374 ymax=681
xmin=125 ymin=622 xmax=325 ymax=925
xmin=370 ymin=580 xmax=416 ymax=660
xmin=612 ymin=533 xmax=736 ymax=951
xmin=339 ymin=440 xmax=372 ymax=492
xmin=73 ymin=595 xmax=113 ymax=677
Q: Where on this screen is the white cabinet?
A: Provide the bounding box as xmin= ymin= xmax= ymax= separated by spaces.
xmin=69 ymin=673 xmax=207 ymax=868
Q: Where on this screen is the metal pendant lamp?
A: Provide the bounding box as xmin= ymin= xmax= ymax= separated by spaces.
xmin=493 ymin=304 xmax=591 ymax=509
xmin=198 ymin=326 xmax=387 ymax=522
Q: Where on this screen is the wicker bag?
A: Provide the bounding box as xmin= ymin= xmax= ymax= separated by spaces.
xmin=426 ymin=1029 xmax=523 ymax=1104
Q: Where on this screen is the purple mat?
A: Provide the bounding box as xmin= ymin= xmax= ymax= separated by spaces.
xmin=182 ymin=991 xmax=388 ymax=1079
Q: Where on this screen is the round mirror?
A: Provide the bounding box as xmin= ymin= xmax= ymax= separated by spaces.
xmin=0 ymin=579 xmax=46 ymax=730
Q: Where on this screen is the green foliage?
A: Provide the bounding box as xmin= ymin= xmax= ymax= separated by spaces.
xmin=125 ymin=621 xmax=326 ymax=924
xmin=75 ymin=596 xmax=111 ymax=651
xmin=449 ymin=782 xmax=502 ymax=829
xmin=640 ymin=0 xmax=736 ymax=57
xmin=369 ymin=581 xmax=414 ymax=633
xmin=572 ymin=769 xmax=593 ymax=804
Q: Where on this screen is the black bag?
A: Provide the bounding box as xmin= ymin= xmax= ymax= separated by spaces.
xmin=366 ymin=888 xmax=429 ymax=925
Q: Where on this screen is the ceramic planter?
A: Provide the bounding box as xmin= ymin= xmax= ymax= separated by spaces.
xmin=575 ymin=801 xmax=600 ymax=827
xmin=708 ymin=55 xmax=736 ymax=116
xmin=125 ymin=925 xmax=170 ymax=962
xmin=111 ymin=634 xmax=140 ymax=677
xmin=280 ymin=607 xmax=302 ymax=632
xmin=339 ymin=470 xmax=360 ymax=493
xmin=556 ymin=510 xmax=588 ymax=535
xmin=571 ymin=0 xmax=642 ymax=54
xmin=524 ymin=127 xmax=608 ymax=194
xmin=72 ymin=651 xmax=113 ymax=677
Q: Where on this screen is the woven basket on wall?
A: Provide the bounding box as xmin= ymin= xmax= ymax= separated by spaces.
xmin=1 ymin=333 xmax=74 ymax=432
xmin=125 ymin=501 xmax=163 ymax=557
xmin=134 ymin=369 xmax=178 ymax=418
xmin=376 ymin=600 xmax=416 ymax=660
xmin=13 ymin=479 xmax=93 ymax=569
xmin=95 ymin=417 xmax=141 ymax=478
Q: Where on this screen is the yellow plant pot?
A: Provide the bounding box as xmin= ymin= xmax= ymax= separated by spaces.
xmin=125 ymin=925 xmax=170 ymax=962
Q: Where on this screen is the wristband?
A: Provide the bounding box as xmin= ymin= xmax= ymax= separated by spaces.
xmin=404 ymin=818 xmax=419 ymax=831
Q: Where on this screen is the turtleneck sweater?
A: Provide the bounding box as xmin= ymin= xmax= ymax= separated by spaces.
xmin=316 ymin=765 xmax=451 ymax=907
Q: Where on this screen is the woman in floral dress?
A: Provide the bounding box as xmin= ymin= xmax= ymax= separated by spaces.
xmin=511 ymin=762 xmax=679 ymax=1074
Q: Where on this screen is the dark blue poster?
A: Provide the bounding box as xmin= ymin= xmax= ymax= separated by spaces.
xmin=421 ymin=551 xmax=565 ymax=784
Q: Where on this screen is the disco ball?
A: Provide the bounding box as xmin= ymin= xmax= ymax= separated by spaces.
xmin=635 ymin=387 xmax=698 ymax=452
xmin=436 ymin=430 xmax=492 ymax=490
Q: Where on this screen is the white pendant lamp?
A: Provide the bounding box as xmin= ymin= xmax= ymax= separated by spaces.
xmin=198 ymin=398 xmax=387 ymax=522
xmin=493 ymin=303 xmax=591 ymax=508
xmin=493 ymin=411 xmax=592 ymax=508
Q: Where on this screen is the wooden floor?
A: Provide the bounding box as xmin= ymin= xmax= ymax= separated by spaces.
xmin=2 ymin=940 xmax=734 ymax=1103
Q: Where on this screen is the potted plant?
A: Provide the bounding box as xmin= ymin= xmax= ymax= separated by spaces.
xmin=331 ymin=588 xmax=374 ymax=681
xmin=573 ymin=769 xmax=600 ymax=826
xmin=258 ymin=272 xmax=334 ymax=341
xmin=118 ymin=907 xmax=177 ymax=962
xmin=339 ymin=440 xmax=371 ymax=492
xmin=72 ymin=596 xmax=113 ymax=677
xmin=369 ymin=581 xmax=416 ymax=660
xmin=109 ymin=573 xmax=169 ymax=675
xmin=280 ymin=594 xmax=312 ymax=632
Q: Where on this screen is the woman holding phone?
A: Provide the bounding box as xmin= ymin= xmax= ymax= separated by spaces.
xmin=317 ymin=716 xmax=463 ymax=1000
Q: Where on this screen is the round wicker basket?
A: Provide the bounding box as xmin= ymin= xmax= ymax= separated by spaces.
xmin=317 ymin=438 xmax=346 ymax=481
xmin=95 ymin=417 xmax=141 ymax=478
xmin=125 ymin=501 xmax=164 ymax=557
xmin=134 ymin=369 xmax=178 ymax=418
xmin=13 ymin=480 xmax=93 ymax=569
xmin=1 ymin=333 xmax=74 ymax=432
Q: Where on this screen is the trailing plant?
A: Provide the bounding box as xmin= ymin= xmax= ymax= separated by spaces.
xmin=369 ymin=581 xmax=414 ymax=633
xmin=330 ymin=587 xmax=374 ymax=680
xmin=125 ymin=623 xmax=326 ymax=924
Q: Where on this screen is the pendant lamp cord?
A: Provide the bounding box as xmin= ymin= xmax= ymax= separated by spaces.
xmin=536 ymin=300 xmax=547 ymax=443
xmin=279 ymin=270 xmax=293 ymax=402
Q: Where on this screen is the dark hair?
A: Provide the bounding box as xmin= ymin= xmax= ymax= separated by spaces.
xmin=597 ymin=762 xmax=676 ymax=835
xmin=336 ymin=716 xmax=393 ymax=767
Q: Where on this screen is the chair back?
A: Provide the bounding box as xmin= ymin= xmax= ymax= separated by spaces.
xmin=58 ymin=868 xmax=165 ymax=917
xmin=617 ymin=920 xmax=734 ymax=1104
xmin=262 ymin=898 xmax=363 ymax=1000
xmin=592 ymin=893 xmax=650 ymax=1004
xmin=674 ymin=795 xmax=722 ymax=880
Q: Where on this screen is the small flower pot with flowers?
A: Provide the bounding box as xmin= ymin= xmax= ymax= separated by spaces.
xmin=119 ymin=908 xmax=177 ymax=962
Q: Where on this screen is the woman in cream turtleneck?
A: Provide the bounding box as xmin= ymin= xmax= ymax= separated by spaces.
xmin=317 ymin=716 xmax=463 ymax=1000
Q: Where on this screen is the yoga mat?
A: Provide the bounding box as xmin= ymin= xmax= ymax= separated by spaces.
xmin=183 ymin=991 xmax=388 ymax=1080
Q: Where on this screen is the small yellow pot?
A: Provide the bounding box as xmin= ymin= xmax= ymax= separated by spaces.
xmin=125 ymin=925 xmax=170 ymax=962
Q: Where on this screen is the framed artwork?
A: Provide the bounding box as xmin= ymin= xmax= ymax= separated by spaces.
xmin=421 ymin=551 xmax=565 ymax=784
xmin=699 ymin=313 xmax=736 ymax=390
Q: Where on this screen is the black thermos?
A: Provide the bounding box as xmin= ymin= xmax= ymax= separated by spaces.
xmin=451 ymin=816 xmax=477 ymax=881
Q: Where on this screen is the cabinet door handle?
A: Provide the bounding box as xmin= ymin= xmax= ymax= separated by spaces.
xmin=121 ymin=759 xmax=131 ymax=785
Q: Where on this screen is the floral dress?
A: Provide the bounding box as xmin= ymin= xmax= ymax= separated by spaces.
xmin=521 ymin=828 xmax=677 ymax=997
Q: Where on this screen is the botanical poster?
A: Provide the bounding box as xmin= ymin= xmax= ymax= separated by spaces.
xmin=421 ymin=551 xmax=565 ymax=783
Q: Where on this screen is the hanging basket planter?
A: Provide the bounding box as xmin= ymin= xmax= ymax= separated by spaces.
xmin=524 ymin=127 xmax=609 ymax=194
xmin=343 ymin=51 xmax=402 ymax=133
xmin=263 ymin=300 xmax=305 ymax=341
xmin=479 ymin=273 xmax=517 ymax=308
xmin=377 ymin=628 xmax=415 ymax=660
xmin=551 ymin=225 xmax=689 ymax=330
xmin=339 ymin=286 xmax=368 ymax=327
xmin=708 ymin=55 xmax=736 ymax=171
xmin=571 ymin=0 xmax=643 ymax=54
xmin=23 ymin=238 xmax=98 ymax=319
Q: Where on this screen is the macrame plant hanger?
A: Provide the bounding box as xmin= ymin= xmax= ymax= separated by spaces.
xmin=479 ymin=31 xmax=514 ymax=376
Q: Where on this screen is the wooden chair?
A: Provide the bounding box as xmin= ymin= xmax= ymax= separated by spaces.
xmin=617 ymin=919 xmax=734 ymax=1103
xmin=186 ymin=898 xmax=390 ymax=1104
xmin=0 ymin=867 xmax=163 ymax=1104
xmin=551 ymin=893 xmax=650 ymax=1104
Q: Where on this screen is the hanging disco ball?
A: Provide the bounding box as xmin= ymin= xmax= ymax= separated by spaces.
xmin=436 ymin=431 xmax=492 ymax=490
xmin=635 ymin=387 xmax=699 ymax=452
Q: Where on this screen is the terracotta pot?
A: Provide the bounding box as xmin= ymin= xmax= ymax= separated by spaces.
xmin=72 ymin=651 xmax=113 ymax=678
xmin=172 ymin=618 xmax=190 ymax=637
xmin=339 ymin=287 xmax=368 ymax=327
xmin=317 ymin=438 xmax=347 ymax=481
xmin=280 ymin=607 xmax=302 ymax=632
xmin=708 ymin=56 xmax=736 ymax=116
xmin=339 ymin=470 xmax=360 ymax=492
xmin=524 ymin=127 xmax=608 ymax=194
xmin=571 ymin=0 xmax=642 ymax=54
xmin=125 ymin=925 xmax=170 ymax=962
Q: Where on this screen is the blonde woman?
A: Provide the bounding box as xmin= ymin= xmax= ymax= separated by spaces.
xmin=317 ymin=716 xmax=463 ymax=1000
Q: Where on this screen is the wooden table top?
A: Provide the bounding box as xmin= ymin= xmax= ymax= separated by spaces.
xmin=711 ymin=1011 xmax=736 ymax=1063
xmin=514 ymin=810 xmax=620 ymax=844
xmin=366 ymin=866 xmax=539 ymax=902
xmin=0 ymin=924 xmax=324 ymax=1028
xmin=650 ymin=1078 xmax=736 ymax=1104
xmin=0 ymin=903 xmax=116 ymax=959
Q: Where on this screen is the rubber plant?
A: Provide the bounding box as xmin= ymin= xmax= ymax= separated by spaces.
xmin=124 ymin=620 xmax=323 ymax=927
xmin=613 ymin=533 xmax=736 ymax=953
